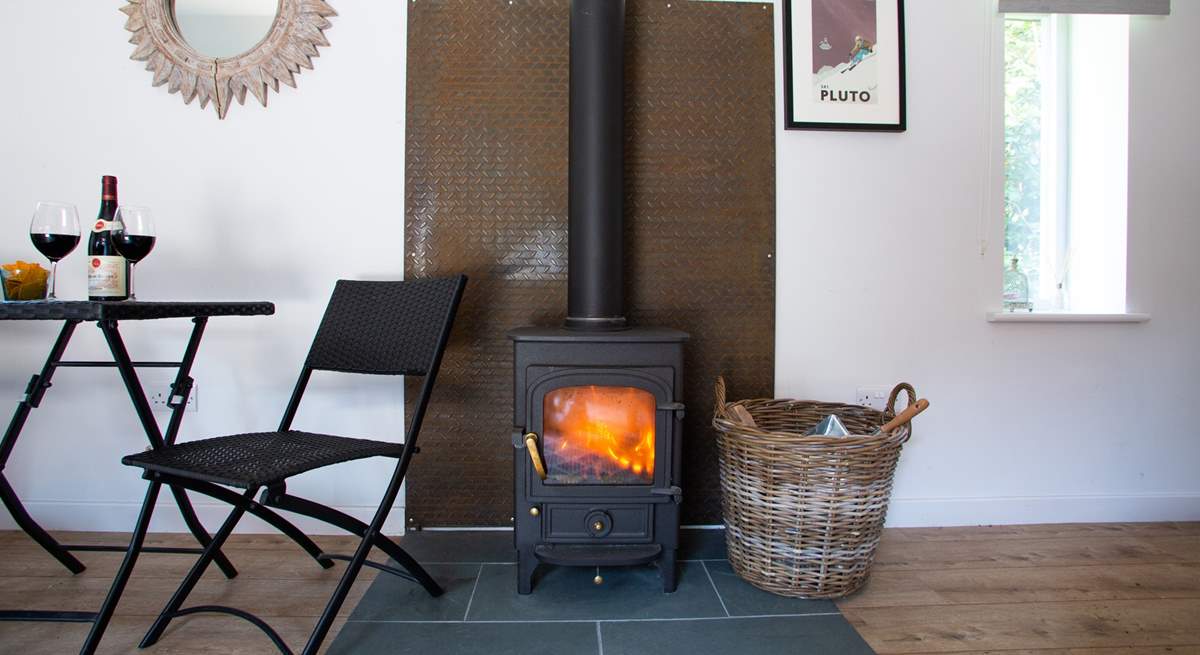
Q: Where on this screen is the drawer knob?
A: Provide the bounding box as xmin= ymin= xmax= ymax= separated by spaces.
xmin=529 ymin=506 xmax=540 ymax=517
xmin=585 ymin=510 xmax=613 ymax=537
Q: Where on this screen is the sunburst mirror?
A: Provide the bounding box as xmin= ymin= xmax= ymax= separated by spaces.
xmin=121 ymin=0 xmax=336 ymax=119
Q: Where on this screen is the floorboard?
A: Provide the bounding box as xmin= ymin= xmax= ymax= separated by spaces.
xmin=0 ymin=523 xmax=1197 ymax=654
xmin=0 ymin=532 xmax=373 ymax=654
xmin=840 ymin=598 xmax=1200 ymax=653
xmin=838 ymin=523 xmax=1200 ymax=654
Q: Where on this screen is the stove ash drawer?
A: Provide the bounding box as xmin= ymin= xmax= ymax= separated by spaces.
xmin=543 ymin=505 xmax=651 ymax=542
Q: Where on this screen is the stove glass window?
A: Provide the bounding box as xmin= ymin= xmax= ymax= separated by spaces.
xmin=541 ymin=385 xmax=656 ymax=485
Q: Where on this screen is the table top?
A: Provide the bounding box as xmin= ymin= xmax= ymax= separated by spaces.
xmin=0 ymin=300 xmax=275 ymax=322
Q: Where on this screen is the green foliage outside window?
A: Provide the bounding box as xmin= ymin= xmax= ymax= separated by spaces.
xmin=1004 ymin=18 xmax=1043 ymax=296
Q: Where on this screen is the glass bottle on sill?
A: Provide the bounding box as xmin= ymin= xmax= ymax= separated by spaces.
xmin=1003 ymin=257 xmax=1032 ymax=312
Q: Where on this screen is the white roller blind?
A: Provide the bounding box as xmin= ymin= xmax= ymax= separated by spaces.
xmin=999 ymin=0 xmax=1169 ymax=14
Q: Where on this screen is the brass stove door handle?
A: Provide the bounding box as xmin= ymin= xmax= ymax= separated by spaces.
xmin=524 ymin=432 xmax=548 ymax=481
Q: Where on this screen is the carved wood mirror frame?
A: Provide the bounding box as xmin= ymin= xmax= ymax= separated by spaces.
xmin=120 ymin=0 xmax=336 ymax=119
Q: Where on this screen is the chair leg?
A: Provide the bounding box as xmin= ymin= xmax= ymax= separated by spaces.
xmin=300 ymin=483 xmax=417 ymax=655
xmin=169 ymin=480 xmax=240 ymax=580
xmin=79 ymin=480 xmax=161 ymax=655
xmin=264 ymin=491 xmax=442 ymax=596
xmin=301 ymin=527 xmax=374 ymax=655
xmin=367 ymin=532 xmax=444 ymax=597
xmin=246 ymin=503 xmax=333 ymax=570
xmin=161 ymin=477 xmax=331 ymax=569
xmin=140 ymin=487 xmax=257 ymax=649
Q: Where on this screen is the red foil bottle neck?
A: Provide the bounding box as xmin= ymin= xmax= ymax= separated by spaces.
xmin=101 ymin=175 xmax=118 ymax=201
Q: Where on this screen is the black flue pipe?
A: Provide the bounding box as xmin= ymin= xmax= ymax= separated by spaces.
xmin=565 ymin=0 xmax=627 ymax=330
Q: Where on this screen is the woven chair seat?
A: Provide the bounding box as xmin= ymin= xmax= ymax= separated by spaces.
xmin=123 ymin=431 xmax=404 ymax=489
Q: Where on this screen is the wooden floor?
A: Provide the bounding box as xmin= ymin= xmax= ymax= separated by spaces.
xmin=0 ymin=531 xmax=382 ymax=654
xmin=836 ymin=522 xmax=1200 ymax=654
xmin=0 ymin=523 xmax=1196 ymax=654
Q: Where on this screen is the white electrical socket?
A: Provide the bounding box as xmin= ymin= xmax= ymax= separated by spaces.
xmin=143 ymin=372 xmax=198 ymax=413
xmin=855 ymin=386 xmax=891 ymax=411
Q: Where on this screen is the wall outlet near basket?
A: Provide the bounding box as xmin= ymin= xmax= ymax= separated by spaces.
xmin=144 ymin=372 xmax=198 ymax=413
xmin=856 ymin=386 xmax=891 ymax=411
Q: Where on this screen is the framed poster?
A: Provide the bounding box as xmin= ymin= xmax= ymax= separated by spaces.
xmin=783 ymin=0 xmax=906 ymax=131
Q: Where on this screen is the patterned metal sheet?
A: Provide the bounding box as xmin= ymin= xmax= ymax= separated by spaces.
xmin=405 ymin=0 xmax=775 ymax=527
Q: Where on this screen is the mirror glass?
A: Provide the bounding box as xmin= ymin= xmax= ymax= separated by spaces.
xmin=173 ymin=0 xmax=278 ymax=59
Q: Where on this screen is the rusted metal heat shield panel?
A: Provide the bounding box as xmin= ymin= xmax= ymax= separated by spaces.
xmin=405 ymin=0 xmax=775 ymax=527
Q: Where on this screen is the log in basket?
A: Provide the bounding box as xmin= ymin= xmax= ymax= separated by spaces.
xmin=712 ymin=377 xmax=929 ymax=598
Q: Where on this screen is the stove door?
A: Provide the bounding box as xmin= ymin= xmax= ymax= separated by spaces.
xmin=542 ymin=384 xmax=656 ymax=485
xmin=526 ymin=368 xmax=676 ymax=499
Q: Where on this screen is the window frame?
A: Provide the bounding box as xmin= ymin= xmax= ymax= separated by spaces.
xmin=989 ymin=9 xmax=1141 ymax=322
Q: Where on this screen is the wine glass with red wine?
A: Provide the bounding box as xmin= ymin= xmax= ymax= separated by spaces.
xmin=112 ymin=206 xmax=156 ymax=301
xmin=29 ymin=201 xmax=81 ymax=301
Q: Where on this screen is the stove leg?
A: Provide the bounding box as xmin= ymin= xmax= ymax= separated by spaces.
xmin=517 ymin=547 xmax=537 ymax=595
xmin=660 ymin=549 xmax=678 ymax=593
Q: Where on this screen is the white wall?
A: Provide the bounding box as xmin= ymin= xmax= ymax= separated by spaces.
xmin=773 ymin=1 xmax=1200 ymax=525
xmin=1 ymin=1 xmax=1196 ymax=535
xmin=0 ymin=1 xmax=409 ymax=534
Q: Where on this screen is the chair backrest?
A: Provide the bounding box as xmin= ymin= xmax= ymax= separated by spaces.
xmin=304 ymin=276 xmax=467 ymax=376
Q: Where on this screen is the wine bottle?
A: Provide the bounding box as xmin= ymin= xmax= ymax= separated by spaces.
xmin=87 ymin=175 xmax=129 ymax=301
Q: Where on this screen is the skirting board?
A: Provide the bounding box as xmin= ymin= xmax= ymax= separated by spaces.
xmin=884 ymin=493 xmax=1200 ymax=527
xmin=4 ymin=495 xmax=1199 ymax=534
xmin=0 ymin=500 xmax=408 ymax=536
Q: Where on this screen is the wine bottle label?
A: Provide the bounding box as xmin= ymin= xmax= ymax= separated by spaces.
xmin=92 ymin=219 xmax=120 ymax=233
xmin=88 ymin=256 xmax=127 ymax=297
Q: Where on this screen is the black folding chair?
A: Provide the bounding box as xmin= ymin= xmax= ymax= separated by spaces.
xmin=119 ymin=275 xmax=466 ymax=654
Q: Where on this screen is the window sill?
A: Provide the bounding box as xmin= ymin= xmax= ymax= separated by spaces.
xmin=986 ymin=312 xmax=1150 ymax=324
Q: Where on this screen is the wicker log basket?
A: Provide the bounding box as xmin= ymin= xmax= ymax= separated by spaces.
xmin=712 ymin=377 xmax=926 ymax=598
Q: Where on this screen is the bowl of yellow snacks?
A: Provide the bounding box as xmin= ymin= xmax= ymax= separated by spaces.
xmin=1 ymin=261 xmax=49 ymax=301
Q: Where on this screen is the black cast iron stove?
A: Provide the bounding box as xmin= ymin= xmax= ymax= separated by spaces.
xmin=508 ymin=0 xmax=688 ymax=594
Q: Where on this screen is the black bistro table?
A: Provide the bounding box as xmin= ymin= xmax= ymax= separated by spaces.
xmin=0 ymin=300 xmax=273 ymax=653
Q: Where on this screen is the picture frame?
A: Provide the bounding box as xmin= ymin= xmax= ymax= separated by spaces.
xmin=783 ymin=0 xmax=907 ymax=132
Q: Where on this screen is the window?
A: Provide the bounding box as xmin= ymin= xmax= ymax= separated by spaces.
xmin=1002 ymin=13 xmax=1129 ymax=313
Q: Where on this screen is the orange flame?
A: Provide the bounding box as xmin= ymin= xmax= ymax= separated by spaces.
xmin=543 ymin=386 xmax=656 ymax=483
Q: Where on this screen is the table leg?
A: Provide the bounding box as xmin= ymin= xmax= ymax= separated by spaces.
xmin=0 ymin=320 xmax=85 ymax=574
xmin=162 ymin=317 xmax=207 ymax=447
xmin=98 ymin=320 xmax=238 ymax=579
xmin=0 ymin=476 xmax=85 ymax=574
xmin=79 ymin=478 xmax=161 ymax=655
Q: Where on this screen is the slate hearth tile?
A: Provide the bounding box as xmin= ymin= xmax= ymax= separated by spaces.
xmin=703 ymin=559 xmax=838 ymax=617
xmin=394 ymin=531 xmax=516 ymax=563
xmin=347 ymin=563 xmax=482 ymax=622
xmin=679 ymin=528 xmax=728 ymax=560
xmin=599 ymin=615 xmax=875 ymax=655
xmin=329 ymin=620 xmax=598 ymax=655
xmin=466 ymin=562 xmax=725 ymax=621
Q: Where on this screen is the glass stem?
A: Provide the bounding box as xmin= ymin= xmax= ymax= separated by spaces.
xmin=49 ymin=260 xmax=57 ymax=301
xmin=128 ymin=262 xmax=136 ymax=301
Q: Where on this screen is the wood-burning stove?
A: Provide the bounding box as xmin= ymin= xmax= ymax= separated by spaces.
xmin=508 ymin=0 xmax=688 ymax=594
xmin=509 ymin=328 xmax=687 ymax=593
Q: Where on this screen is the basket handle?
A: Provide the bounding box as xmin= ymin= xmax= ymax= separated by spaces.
xmin=880 ymin=399 xmax=930 ymax=434
xmin=885 ymin=382 xmax=917 ymax=416
xmin=713 ymin=376 xmax=758 ymax=426
xmin=714 ymin=376 xmax=728 ymax=417
xmin=882 ymin=382 xmax=924 ymax=436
